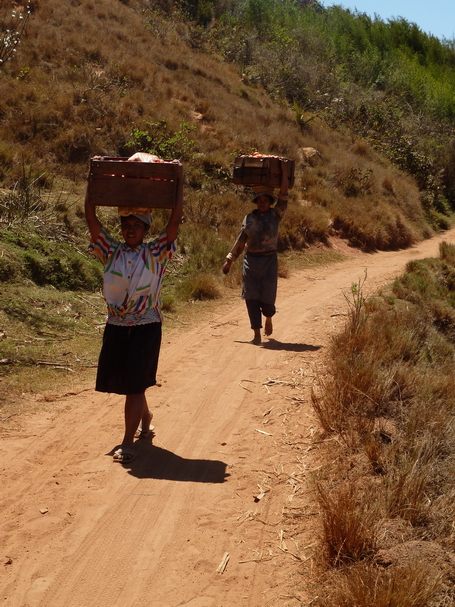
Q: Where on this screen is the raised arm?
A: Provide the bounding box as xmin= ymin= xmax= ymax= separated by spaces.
xmin=279 ymin=159 xmax=290 ymax=197
xmin=84 ymin=183 xmax=103 ymax=243
xmin=275 ymin=158 xmax=291 ymax=216
xmin=166 ymin=162 xmax=184 ymax=246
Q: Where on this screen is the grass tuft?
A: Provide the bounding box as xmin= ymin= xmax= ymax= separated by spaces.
xmin=322 ymin=562 xmax=443 ymax=607
xmin=175 ymin=272 xmax=221 ymax=301
xmin=317 ymin=482 xmax=380 ymax=567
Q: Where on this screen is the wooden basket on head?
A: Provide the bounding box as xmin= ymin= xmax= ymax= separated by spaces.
xmin=87 ymin=157 xmax=181 ymax=209
xmin=232 ymin=156 xmax=294 ymax=188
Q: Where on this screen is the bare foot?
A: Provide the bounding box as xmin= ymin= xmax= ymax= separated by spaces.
xmin=264 ymin=317 xmax=273 ymax=336
xmin=252 ymin=329 xmax=262 ymax=345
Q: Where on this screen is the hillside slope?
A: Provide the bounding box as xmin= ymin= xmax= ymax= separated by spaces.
xmin=0 ymin=0 xmax=441 ymax=255
xmin=1 ymin=0 xmax=301 ymax=178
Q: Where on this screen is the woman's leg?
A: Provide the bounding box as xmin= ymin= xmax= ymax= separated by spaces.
xmin=260 ymin=302 xmax=276 ymax=336
xmin=245 ymin=299 xmax=262 ymax=344
xmin=140 ymin=406 xmax=153 ymax=436
xmin=114 ymin=392 xmax=148 ymax=462
xmin=123 ymin=392 xmax=148 ymax=443
xmin=264 ymin=317 xmax=273 ymax=336
xmin=245 ymin=299 xmax=262 ymax=329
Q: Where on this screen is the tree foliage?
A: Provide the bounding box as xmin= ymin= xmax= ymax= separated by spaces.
xmin=205 ymin=0 xmax=455 ymax=208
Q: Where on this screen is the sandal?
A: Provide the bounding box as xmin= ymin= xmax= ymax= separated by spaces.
xmin=134 ymin=425 xmax=155 ymax=439
xmin=135 ymin=412 xmax=154 ymax=439
xmin=113 ymin=447 xmax=136 ymax=464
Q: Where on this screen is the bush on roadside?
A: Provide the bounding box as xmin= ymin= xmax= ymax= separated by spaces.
xmin=0 ymin=227 xmax=102 ymax=291
xmin=311 ymin=242 xmax=455 ymax=606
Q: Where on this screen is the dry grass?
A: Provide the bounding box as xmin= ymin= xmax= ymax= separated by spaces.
xmin=0 ymin=283 xmax=104 ymax=412
xmin=0 ymin=0 xmax=438 ymax=255
xmin=317 ymin=481 xmax=381 ymax=567
xmin=320 ymin=563 xmax=444 ymax=607
xmin=174 ymin=272 xmax=222 ymax=301
xmin=309 ymin=245 xmax=455 ymax=605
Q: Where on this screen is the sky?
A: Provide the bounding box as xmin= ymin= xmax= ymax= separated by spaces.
xmin=320 ymin=0 xmax=455 ymax=42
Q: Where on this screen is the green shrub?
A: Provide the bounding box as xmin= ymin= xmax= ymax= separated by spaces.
xmin=174 ymin=272 xmax=221 ymax=301
xmin=126 ymin=119 xmax=196 ymax=161
xmin=0 ymin=227 xmax=102 ymax=291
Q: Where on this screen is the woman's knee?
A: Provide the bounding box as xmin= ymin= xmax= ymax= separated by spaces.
xmin=261 ymin=302 xmax=276 ymax=318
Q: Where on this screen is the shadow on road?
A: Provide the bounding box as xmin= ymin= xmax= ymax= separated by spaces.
xmin=107 ymin=443 xmax=229 ymax=483
xmin=234 ymin=338 xmax=322 ymax=352
xmin=262 ymin=339 xmax=322 ymax=352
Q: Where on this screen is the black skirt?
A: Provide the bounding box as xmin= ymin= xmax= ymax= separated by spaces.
xmin=95 ymin=322 xmax=162 ymax=395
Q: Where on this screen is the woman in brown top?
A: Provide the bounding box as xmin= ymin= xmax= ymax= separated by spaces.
xmin=222 ymin=159 xmax=290 ymax=344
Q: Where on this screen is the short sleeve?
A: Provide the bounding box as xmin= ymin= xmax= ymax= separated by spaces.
xmin=88 ymin=228 xmax=119 ymax=265
xmin=148 ymin=229 xmax=176 ymax=264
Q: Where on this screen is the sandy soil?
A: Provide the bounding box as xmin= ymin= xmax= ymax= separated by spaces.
xmin=2 ymin=228 xmax=455 ymax=607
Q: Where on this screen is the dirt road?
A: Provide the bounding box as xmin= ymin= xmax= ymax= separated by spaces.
xmin=2 ymin=229 xmax=455 ymax=607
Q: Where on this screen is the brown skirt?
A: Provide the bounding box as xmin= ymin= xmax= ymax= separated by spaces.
xmin=95 ymin=322 xmax=162 ymax=395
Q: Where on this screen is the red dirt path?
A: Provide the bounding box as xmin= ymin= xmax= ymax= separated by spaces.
xmin=2 ymin=228 xmax=455 ymax=607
